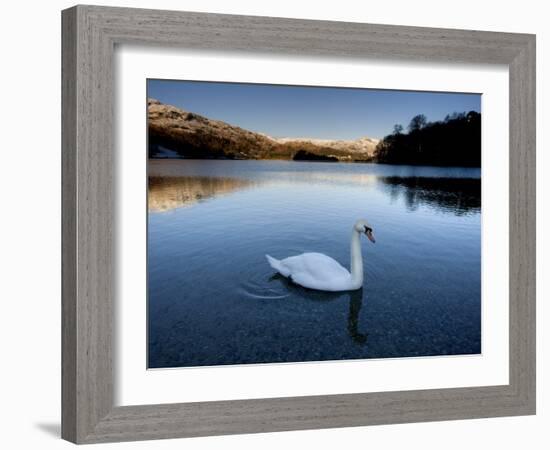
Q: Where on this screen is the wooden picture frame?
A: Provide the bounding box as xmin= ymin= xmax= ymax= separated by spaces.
xmin=61 ymin=5 xmax=536 ymax=444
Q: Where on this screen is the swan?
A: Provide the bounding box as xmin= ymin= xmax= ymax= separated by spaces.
xmin=266 ymin=219 xmax=376 ymax=292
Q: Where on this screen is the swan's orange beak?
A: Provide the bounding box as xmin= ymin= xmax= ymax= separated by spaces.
xmin=366 ymin=230 xmax=376 ymax=243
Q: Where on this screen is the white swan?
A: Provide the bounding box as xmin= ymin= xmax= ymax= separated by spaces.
xmin=266 ymin=219 xmax=376 ymax=292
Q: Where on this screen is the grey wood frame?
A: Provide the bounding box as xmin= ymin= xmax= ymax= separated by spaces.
xmin=62 ymin=4 xmax=536 ymax=444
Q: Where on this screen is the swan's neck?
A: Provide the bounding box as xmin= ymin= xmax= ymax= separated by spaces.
xmin=350 ymin=229 xmax=363 ymax=287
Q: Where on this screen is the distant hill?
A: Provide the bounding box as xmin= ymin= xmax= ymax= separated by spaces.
xmin=148 ymin=99 xmax=378 ymax=162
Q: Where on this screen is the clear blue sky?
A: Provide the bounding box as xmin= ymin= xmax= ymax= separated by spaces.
xmin=148 ymin=79 xmax=481 ymax=140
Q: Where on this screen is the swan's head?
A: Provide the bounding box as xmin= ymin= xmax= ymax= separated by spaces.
xmin=354 ymin=219 xmax=376 ymax=243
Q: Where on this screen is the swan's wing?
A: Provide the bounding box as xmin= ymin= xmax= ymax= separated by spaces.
xmin=278 ymin=252 xmax=351 ymax=290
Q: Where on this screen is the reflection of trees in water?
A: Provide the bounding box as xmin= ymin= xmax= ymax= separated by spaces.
xmin=379 ymin=176 xmax=481 ymax=215
xmin=269 ymin=275 xmax=368 ymax=346
xmin=148 ymin=176 xmax=256 ymax=212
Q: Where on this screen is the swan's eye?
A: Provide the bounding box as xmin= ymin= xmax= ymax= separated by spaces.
xmin=364 ymin=226 xmax=372 ymax=233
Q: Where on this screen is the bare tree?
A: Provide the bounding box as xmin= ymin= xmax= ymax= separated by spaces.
xmin=408 ymin=114 xmax=427 ymax=132
xmin=393 ymin=124 xmax=404 ymax=135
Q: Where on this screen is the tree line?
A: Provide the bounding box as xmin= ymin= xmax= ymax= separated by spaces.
xmin=374 ymin=111 xmax=481 ymax=167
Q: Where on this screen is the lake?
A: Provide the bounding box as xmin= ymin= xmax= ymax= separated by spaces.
xmin=147 ymin=160 xmax=481 ymax=368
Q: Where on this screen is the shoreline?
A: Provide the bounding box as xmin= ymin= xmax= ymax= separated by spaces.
xmin=148 ymin=157 xmax=481 ymax=170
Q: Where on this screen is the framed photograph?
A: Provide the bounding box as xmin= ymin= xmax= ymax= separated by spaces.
xmin=62 ymin=5 xmax=536 ymax=444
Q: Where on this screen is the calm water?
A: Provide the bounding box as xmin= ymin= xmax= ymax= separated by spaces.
xmin=148 ymin=160 xmax=481 ymax=368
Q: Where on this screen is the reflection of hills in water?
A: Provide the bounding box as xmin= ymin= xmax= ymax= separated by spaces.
xmin=267 ymin=171 xmax=379 ymax=188
xmin=148 ymin=176 xmax=256 ymax=212
xmin=148 ymin=173 xmax=480 ymax=214
xmin=379 ymin=176 xmax=481 ymax=215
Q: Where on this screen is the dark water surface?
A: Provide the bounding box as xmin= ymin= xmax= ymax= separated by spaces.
xmin=148 ymin=160 xmax=481 ymax=368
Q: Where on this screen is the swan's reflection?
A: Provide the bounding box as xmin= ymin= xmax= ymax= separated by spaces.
xmin=268 ymin=274 xmax=368 ymax=345
xmin=347 ymin=289 xmax=368 ymax=344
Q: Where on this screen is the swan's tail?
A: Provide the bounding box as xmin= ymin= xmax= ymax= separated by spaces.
xmin=265 ymin=254 xmax=283 ymax=273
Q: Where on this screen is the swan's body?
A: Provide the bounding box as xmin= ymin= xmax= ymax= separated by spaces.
xmin=266 ymin=219 xmax=375 ymax=292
